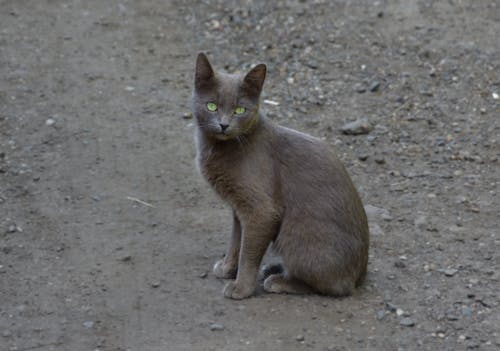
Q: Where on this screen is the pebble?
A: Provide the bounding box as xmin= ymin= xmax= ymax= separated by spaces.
xmin=198 ymin=272 xmax=208 ymax=279
xmin=369 ymin=223 xmax=384 ymax=236
xmin=83 ymin=321 xmax=94 ymax=328
xmin=358 ymin=153 xmax=369 ymax=161
xmin=446 ymin=310 xmax=460 ymax=321
xmin=209 ymin=323 xmax=224 ymax=331
xmin=369 ymin=80 xmax=381 ymax=92
xmin=386 ymin=302 xmax=398 ymax=312
xmin=182 ymin=112 xmax=192 ymax=119
xmin=394 ymin=260 xmax=406 ymax=268
xmin=374 ymin=157 xmax=386 ymax=165
xmin=45 ymin=118 xmax=55 ymax=126
xmin=150 ymin=281 xmax=161 ymax=288
xmin=7 ymin=225 xmax=17 ymax=233
xmin=376 ymin=310 xmax=386 ymax=320
xmin=305 ymin=60 xmax=319 ymax=69
xmin=461 ymin=306 xmax=472 ymax=317
xmin=364 ymin=205 xmax=392 ymax=222
xmin=353 ymin=83 xmax=366 ymax=93
xmin=341 ymin=118 xmax=373 ymax=135
xmin=296 ymin=334 xmax=305 ymax=342
xmin=414 ymin=216 xmax=428 ymax=230
xmin=118 ymin=255 xmax=132 ymax=262
xmin=443 ymin=268 xmax=458 ymax=277
xmin=466 ymin=340 xmax=480 ymax=349
xmin=399 ymin=317 xmax=415 ymax=327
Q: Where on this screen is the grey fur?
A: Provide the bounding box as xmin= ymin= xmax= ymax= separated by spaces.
xmin=193 ymin=53 xmax=369 ymax=299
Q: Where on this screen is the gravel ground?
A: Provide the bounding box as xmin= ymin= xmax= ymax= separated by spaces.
xmin=0 ymin=1 xmax=498 ymax=350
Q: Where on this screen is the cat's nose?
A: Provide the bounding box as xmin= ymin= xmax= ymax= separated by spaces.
xmin=219 ymin=123 xmax=229 ymax=132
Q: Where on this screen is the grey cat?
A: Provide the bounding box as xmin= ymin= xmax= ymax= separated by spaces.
xmin=193 ymin=53 xmax=369 ymax=299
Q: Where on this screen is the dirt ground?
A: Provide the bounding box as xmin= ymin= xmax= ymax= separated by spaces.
xmin=0 ymin=1 xmax=498 ymax=350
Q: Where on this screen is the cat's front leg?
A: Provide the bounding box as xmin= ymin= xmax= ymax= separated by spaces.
xmin=213 ymin=211 xmax=241 ymax=279
xmin=223 ymin=215 xmax=277 ymax=299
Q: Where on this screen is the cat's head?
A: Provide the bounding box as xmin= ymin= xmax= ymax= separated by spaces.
xmin=192 ymin=53 xmax=266 ymax=141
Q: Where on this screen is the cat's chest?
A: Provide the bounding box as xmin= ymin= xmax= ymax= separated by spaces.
xmin=197 ymin=145 xmax=244 ymax=190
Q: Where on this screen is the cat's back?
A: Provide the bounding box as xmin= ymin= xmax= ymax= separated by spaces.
xmin=273 ymin=124 xmax=346 ymax=180
xmin=272 ymin=123 xmax=365 ymax=222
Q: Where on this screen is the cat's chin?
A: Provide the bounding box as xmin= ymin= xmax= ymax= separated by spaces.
xmin=214 ymin=133 xmax=237 ymax=141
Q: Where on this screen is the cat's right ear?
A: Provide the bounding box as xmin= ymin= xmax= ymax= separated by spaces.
xmin=195 ymin=53 xmax=215 ymax=90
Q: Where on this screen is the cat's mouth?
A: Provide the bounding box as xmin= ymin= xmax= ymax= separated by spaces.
xmin=215 ymin=132 xmax=232 ymax=141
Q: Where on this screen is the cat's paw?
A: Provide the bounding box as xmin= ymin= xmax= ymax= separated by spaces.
xmin=263 ymin=274 xmax=284 ymax=293
xmin=259 ymin=263 xmax=284 ymax=282
xmin=213 ymin=259 xmax=237 ymax=279
xmin=223 ymin=281 xmax=255 ymax=300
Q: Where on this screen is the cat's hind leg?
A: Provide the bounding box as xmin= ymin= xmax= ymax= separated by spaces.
xmin=258 ymin=262 xmax=284 ymax=282
xmin=263 ymin=273 xmax=314 ymax=294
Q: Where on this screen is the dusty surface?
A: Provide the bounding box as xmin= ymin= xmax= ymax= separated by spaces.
xmin=0 ymin=1 xmax=499 ymax=350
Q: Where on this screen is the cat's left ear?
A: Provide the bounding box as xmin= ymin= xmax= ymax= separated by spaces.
xmin=243 ymin=64 xmax=267 ymax=97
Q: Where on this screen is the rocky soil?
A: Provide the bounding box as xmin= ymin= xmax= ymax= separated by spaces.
xmin=0 ymin=1 xmax=498 ymax=350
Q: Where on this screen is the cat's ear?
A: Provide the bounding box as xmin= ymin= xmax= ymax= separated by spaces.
xmin=243 ymin=64 xmax=266 ymax=97
xmin=195 ymin=53 xmax=215 ymax=90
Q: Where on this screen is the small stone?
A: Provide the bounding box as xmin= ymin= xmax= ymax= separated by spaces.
xmin=119 ymin=255 xmax=132 ymax=262
xmin=45 ymin=118 xmax=55 ymax=126
xmin=466 ymin=340 xmax=480 ymax=349
xmin=2 ymin=330 xmax=12 ymax=338
xmin=492 ymin=92 xmax=499 ymax=100
xmin=386 ymin=302 xmax=398 ymax=312
xmin=394 ymin=260 xmax=406 ymax=268
xmin=198 ymin=272 xmax=208 ymax=279
xmin=376 ymin=310 xmax=386 ymax=320
xmin=364 ymin=205 xmax=391 ymax=222
xmin=369 ymin=80 xmax=381 ymax=92
xmin=374 ymin=157 xmax=386 ymax=165
xmin=83 ymin=321 xmax=94 ymax=328
xmin=461 ymin=306 xmax=472 ymax=317
xmin=7 ymin=225 xmax=17 ymax=233
xmin=209 ymin=323 xmax=224 ymax=331
xmin=150 ymin=282 xmax=161 ymax=288
xmin=125 ymin=86 xmax=135 ymax=91
xmin=358 ymin=154 xmax=369 ymax=161
xmin=353 ymin=83 xmax=366 ymax=93
xmin=296 ymin=334 xmax=305 ymax=342
xmin=341 ymin=118 xmax=373 ymax=135
xmin=396 ymin=308 xmax=404 ymax=316
xmin=399 ymin=318 xmax=415 ymax=327
xmin=369 ymin=223 xmax=385 ymax=236
xmin=182 ymin=112 xmax=192 ymax=119
xmin=414 ymin=216 xmax=428 ymax=230
xmin=305 ymin=60 xmax=319 ymax=69
xmin=446 ymin=310 xmax=460 ymax=321
xmin=443 ymin=268 xmax=458 ymax=277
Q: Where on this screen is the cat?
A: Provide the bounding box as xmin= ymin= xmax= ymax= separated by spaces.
xmin=193 ymin=53 xmax=369 ymax=299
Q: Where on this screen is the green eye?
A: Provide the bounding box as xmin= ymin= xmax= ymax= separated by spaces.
xmin=234 ymin=106 xmax=246 ymax=115
xmin=207 ymin=102 xmax=217 ymax=112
